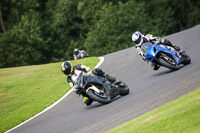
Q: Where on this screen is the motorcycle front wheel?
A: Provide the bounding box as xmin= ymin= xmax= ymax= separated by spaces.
xmin=86 ymin=89 xmax=111 ymax=104
xmin=158 ymin=53 xmax=179 ymax=70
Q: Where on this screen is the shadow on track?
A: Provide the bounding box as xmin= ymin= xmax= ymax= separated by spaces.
xmin=152 ymin=69 xmax=174 ymax=76
xmin=152 ymin=65 xmax=185 ymax=76
xmin=85 ymin=96 xmax=123 ymax=109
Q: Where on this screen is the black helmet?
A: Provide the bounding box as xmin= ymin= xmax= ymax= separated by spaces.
xmin=61 ymin=61 xmax=72 ymax=75
xmin=73 ymin=48 xmax=79 ymax=55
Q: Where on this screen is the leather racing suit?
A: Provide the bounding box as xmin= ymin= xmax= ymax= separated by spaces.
xmin=67 ymin=64 xmax=115 ymax=106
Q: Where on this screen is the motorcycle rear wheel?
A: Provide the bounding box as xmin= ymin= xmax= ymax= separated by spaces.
xmin=117 ymin=81 xmax=129 ymax=96
xmin=86 ymin=89 xmax=111 ymax=104
xmin=182 ymin=53 xmax=191 ymax=65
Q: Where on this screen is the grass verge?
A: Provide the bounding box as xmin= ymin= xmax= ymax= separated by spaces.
xmin=0 ymin=57 xmax=99 ymax=133
xmin=107 ymin=88 xmax=200 ymax=133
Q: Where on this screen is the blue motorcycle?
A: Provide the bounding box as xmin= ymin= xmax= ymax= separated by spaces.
xmin=141 ymin=42 xmax=191 ymax=70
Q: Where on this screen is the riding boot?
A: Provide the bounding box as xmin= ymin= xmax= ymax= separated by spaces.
xmin=92 ymin=68 xmax=105 ymax=77
xmin=104 ymin=74 xmax=116 ymax=83
xmin=173 ymin=45 xmax=185 ymax=55
xmin=173 ymin=45 xmax=181 ymax=51
xmin=162 ymin=39 xmax=180 ymax=51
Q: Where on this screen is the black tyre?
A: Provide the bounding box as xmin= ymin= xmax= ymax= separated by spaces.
xmin=182 ymin=53 xmax=191 ymax=65
xmin=86 ymin=89 xmax=111 ymax=104
xmin=158 ymin=54 xmax=179 ymax=70
xmin=118 ymin=81 xmax=129 ymax=96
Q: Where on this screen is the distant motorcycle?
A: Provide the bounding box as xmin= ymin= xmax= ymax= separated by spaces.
xmin=74 ymin=50 xmax=89 ymax=60
xmin=141 ymin=42 xmax=191 ymax=70
xmin=75 ymin=72 xmax=129 ymax=104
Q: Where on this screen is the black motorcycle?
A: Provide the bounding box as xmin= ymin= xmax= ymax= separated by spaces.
xmin=75 ymin=72 xmax=129 ymax=104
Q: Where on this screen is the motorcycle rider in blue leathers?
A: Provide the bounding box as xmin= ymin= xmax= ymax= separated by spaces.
xmin=132 ymin=31 xmax=183 ymax=70
xmin=61 ymin=61 xmax=115 ymax=106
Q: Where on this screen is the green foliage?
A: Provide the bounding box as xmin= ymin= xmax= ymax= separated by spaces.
xmin=84 ymin=1 xmax=159 ymax=56
xmin=168 ymin=0 xmax=200 ymax=30
xmin=84 ymin=2 xmax=131 ymax=55
xmin=0 ymin=0 xmax=200 ymax=68
xmin=49 ymin=0 xmax=83 ymax=62
xmin=0 ymin=11 xmax=47 ymax=67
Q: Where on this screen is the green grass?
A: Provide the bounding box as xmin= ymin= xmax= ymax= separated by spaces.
xmin=0 ymin=57 xmax=99 ymax=133
xmin=107 ymin=88 xmax=200 ymax=133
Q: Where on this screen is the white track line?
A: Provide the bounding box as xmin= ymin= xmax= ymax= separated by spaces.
xmin=5 ymin=57 xmax=104 ymax=133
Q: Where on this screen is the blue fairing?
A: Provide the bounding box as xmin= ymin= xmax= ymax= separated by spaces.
xmin=141 ymin=42 xmax=184 ymax=65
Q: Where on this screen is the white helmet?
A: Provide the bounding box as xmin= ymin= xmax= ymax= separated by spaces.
xmin=132 ymin=31 xmax=143 ymax=47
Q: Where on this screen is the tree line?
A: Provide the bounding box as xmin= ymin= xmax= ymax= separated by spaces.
xmin=0 ymin=0 xmax=199 ymax=68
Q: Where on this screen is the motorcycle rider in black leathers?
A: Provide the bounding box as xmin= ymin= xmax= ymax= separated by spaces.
xmin=61 ymin=61 xmax=115 ymax=106
xmin=132 ymin=31 xmax=183 ymax=70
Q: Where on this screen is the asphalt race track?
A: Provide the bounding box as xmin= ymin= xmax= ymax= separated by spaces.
xmin=9 ymin=27 xmax=200 ymax=133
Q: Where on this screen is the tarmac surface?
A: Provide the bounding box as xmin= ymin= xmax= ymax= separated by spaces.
xmin=9 ymin=26 xmax=200 ymax=133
